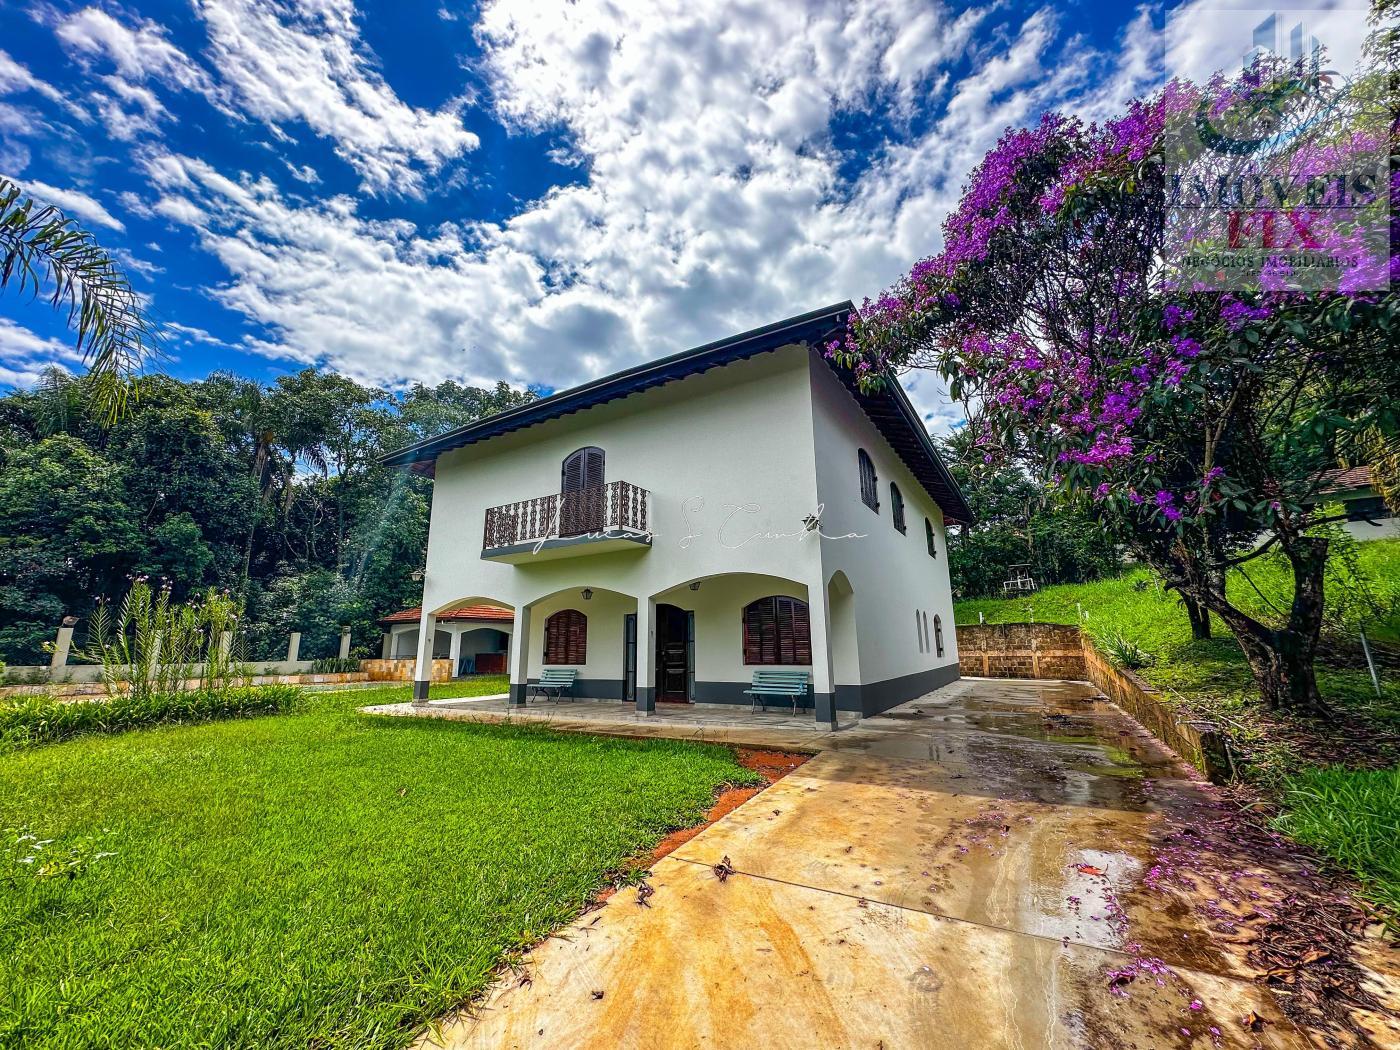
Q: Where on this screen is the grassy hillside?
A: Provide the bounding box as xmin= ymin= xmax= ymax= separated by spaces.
xmin=955 ymin=537 xmax=1400 ymax=722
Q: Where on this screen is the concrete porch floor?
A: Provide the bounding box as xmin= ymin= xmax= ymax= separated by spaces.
xmin=373 ymin=678 xmax=1396 ymax=1050
xmin=366 ymin=694 xmax=863 ymax=747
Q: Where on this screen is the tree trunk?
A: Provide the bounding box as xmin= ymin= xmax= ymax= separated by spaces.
xmin=1183 ymin=597 xmax=1212 ymax=640
xmin=1166 ymin=538 xmax=1330 ymax=716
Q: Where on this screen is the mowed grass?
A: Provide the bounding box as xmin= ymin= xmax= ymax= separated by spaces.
xmin=0 ymin=677 xmax=761 ymax=1049
xmin=954 ymin=538 xmax=1400 ymax=720
xmin=1276 ymin=765 xmax=1400 ymax=918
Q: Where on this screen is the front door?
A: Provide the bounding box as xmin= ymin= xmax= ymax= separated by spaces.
xmin=655 ymin=604 xmax=693 ymax=702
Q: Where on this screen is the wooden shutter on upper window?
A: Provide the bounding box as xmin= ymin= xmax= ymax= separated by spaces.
xmin=858 ymin=450 xmax=879 ymax=511
xmin=562 ymin=447 xmax=604 ymax=492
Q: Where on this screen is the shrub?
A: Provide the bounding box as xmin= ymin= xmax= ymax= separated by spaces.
xmin=0 ymin=685 xmax=302 ymax=750
xmin=310 ymin=657 xmax=360 ymax=674
xmin=1101 ymin=632 xmax=1152 ymax=671
xmin=79 ymin=579 xmax=247 ymax=700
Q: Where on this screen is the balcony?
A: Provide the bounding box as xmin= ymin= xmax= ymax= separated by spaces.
xmin=482 ymin=480 xmax=651 ymax=563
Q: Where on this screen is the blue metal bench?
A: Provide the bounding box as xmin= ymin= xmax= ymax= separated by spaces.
xmin=744 ymin=669 xmax=810 ymax=714
xmin=529 ymin=667 xmax=578 ymax=703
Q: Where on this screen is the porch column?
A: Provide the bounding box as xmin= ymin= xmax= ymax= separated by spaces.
xmin=411 ymin=610 xmax=436 ymax=702
xmin=286 ymin=631 xmax=301 ymax=663
xmin=338 ymin=626 xmax=352 ymax=660
xmin=508 ymin=605 xmax=531 ymax=706
xmin=635 ymin=596 xmax=655 ymax=715
xmin=447 ymin=627 xmax=464 ymax=679
xmin=808 ymin=580 xmax=837 ymax=728
xmin=380 ymin=631 xmax=391 ymax=659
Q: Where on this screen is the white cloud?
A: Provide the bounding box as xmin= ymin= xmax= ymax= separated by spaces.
xmin=48 ymin=2 xmax=478 ymax=193
xmin=0 ymin=318 xmax=84 ymax=388
xmin=191 ymin=0 xmax=478 ymax=193
xmin=0 ymin=49 xmax=68 ymax=104
xmin=125 ymin=0 xmax=1161 ymax=435
xmin=3 ymin=174 xmax=125 ymax=230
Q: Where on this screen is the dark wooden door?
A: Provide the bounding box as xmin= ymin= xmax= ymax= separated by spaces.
xmin=560 ymin=446 xmax=605 ymax=536
xmin=655 ymin=604 xmax=691 ymax=701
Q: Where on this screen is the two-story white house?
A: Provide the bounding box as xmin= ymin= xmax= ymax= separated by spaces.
xmin=381 ymin=302 xmax=973 ymax=726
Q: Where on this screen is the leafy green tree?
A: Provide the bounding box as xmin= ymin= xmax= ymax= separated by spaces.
xmin=0 ymin=435 xmax=139 ymax=661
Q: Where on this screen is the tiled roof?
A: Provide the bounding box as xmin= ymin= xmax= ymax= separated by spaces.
xmin=379 ymin=604 xmax=514 ymax=625
xmin=1315 ymin=465 xmax=1373 ymax=494
xmin=379 ymin=303 xmax=974 ymax=524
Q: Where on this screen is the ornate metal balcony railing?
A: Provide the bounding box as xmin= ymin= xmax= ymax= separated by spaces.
xmin=482 ymin=480 xmax=649 ymax=550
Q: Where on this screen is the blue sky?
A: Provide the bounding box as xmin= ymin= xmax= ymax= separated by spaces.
xmin=0 ymin=0 xmax=1174 ymax=430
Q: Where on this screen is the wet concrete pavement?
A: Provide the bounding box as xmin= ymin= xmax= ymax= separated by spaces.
xmin=400 ymin=679 xmax=1365 ymax=1049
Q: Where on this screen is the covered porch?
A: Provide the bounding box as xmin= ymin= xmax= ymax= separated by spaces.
xmin=411 ymin=572 xmax=855 ymax=726
xmin=380 ymin=603 xmax=514 ymax=680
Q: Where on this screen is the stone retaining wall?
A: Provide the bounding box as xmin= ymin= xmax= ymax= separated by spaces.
xmin=362 ymin=658 xmax=453 ymax=682
xmin=955 ymin=621 xmax=1231 ymax=782
xmin=956 ymin=623 xmax=1087 ymax=680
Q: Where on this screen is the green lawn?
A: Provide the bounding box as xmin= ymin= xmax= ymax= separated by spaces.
xmin=1275 ymin=765 xmax=1400 ymax=919
xmin=0 ymin=677 xmax=760 ymax=1049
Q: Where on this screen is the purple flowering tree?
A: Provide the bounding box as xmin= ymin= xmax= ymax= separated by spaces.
xmin=833 ymin=64 xmax=1398 ymax=715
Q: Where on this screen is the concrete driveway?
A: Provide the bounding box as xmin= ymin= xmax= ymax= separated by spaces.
xmin=413 ymin=679 xmax=1367 ymax=1049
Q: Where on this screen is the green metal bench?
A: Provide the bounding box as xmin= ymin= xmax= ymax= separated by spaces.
xmin=530 ymin=668 xmax=578 ymax=703
xmin=744 ymin=669 xmax=810 ymax=714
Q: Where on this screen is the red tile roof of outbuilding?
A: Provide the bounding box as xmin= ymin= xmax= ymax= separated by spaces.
xmin=379 ymin=604 xmax=513 ymax=625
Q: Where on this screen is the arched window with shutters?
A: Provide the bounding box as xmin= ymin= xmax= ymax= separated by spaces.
xmin=890 ymin=483 xmax=906 ymax=533
xmin=858 ymin=449 xmax=879 ymax=512
xmin=560 ymin=447 xmax=605 ymax=536
xmin=544 ymin=609 xmax=588 ymax=665
xmin=925 ymin=518 xmax=937 ymax=558
xmin=561 ymin=446 xmax=605 ymax=491
xmin=742 ymin=596 xmax=811 ymax=666
xmin=915 ymin=610 xmax=925 ymax=652
xmin=933 ymin=614 xmax=944 ymax=658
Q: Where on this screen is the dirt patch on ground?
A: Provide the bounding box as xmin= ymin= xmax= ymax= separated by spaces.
xmin=595 ymin=748 xmax=810 ymax=904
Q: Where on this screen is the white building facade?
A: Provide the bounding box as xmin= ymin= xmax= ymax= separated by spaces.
xmin=382 ymin=304 xmax=972 ymax=725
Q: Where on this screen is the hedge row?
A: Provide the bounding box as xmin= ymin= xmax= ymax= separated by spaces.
xmin=0 ymin=686 xmax=304 ymax=750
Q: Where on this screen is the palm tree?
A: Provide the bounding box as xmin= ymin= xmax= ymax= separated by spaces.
xmin=0 ymin=177 xmax=156 ymax=421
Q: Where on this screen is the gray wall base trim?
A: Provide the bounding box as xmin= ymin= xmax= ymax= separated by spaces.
xmin=852 ymin=663 xmax=961 ymax=716
xmin=689 ymin=665 xmax=959 ymax=717
xmin=508 ymin=682 xmax=528 ymax=706
xmin=635 ymin=685 xmax=655 ymax=713
xmin=814 ymin=691 xmax=836 ymax=726
xmin=412 ymin=679 xmax=430 ymax=701
xmin=523 ymin=677 xmax=626 ymax=701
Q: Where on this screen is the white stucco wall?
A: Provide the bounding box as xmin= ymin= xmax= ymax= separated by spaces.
xmin=807 ymin=356 xmax=959 ymax=688
xmin=420 ymin=344 xmax=825 ymax=617
xmin=414 ymin=342 xmax=961 ymax=708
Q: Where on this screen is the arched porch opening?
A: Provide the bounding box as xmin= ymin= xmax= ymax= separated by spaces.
xmin=509 ymin=585 xmax=638 ymax=705
xmin=646 ymin=572 xmax=811 ymax=712
xmin=405 ymin=597 xmax=515 ymax=698
xmin=827 ymin=570 xmax=861 ymax=713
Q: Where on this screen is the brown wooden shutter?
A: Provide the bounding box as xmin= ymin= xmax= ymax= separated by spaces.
xmin=544 ymin=609 xmax=588 ymax=664
xmin=742 ymin=597 xmax=810 ymax=665
xmin=562 ymin=447 xmax=604 ymax=492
